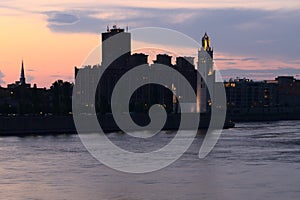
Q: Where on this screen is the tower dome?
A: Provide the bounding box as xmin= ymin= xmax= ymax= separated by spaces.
xmin=202 ymin=32 xmax=211 ymax=51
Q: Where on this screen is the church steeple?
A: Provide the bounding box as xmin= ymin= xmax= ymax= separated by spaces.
xmin=20 ymin=60 xmax=26 ymax=85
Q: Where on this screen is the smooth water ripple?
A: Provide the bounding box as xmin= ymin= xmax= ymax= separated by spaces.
xmin=0 ymin=121 xmax=299 ymax=200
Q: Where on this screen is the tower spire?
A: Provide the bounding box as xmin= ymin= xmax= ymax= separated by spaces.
xmin=20 ymin=60 xmax=26 ymax=85
xmin=202 ymin=32 xmax=211 ymax=51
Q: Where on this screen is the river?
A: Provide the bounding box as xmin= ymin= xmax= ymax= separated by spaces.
xmin=0 ymin=121 xmax=299 ymax=200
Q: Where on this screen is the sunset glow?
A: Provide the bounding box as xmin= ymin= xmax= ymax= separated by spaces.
xmin=0 ymin=0 xmax=299 ymax=87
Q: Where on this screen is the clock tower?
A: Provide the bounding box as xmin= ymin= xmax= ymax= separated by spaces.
xmin=197 ymin=33 xmax=215 ymax=113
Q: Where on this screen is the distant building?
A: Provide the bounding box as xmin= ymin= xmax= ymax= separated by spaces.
xmin=1 ymin=61 xmax=47 ymax=114
xmin=2 ymin=28 xmax=299 ymax=118
xmin=101 ymin=25 xmax=131 ymax=68
xmin=276 ymin=76 xmax=300 ymax=107
xmin=225 ymin=78 xmax=277 ymax=113
xmin=74 ymin=27 xmax=213 ymax=114
xmin=224 ymin=76 xmax=300 ymax=115
xmin=7 ymin=60 xmax=31 ymax=89
xmin=0 ymin=61 xmax=73 ymax=115
xmin=128 ymin=53 xmax=148 ymax=68
xmin=197 ymin=33 xmax=215 ymax=113
xmin=153 ymin=54 xmax=172 ymax=66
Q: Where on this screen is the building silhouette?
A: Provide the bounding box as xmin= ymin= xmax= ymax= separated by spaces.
xmin=8 ymin=60 xmax=31 ymax=89
xmin=1 ymin=27 xmax=300 ymax=121
xmin=101 ymin=25 xmax=131 ymax=68
xmin=75 ymin=26 xmax=212 ymax=114
xmin=224 ymin=76 xmax=300 ymax=119
xmin=0 ymin=61 xmax=73 ymax=115
xmin=197 ymin=33 xmax=215 ymax=113
xmin=74 ymin=27 xmax=300 ymax=119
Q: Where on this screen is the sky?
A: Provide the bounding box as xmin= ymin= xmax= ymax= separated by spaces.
xmin=0 ymin=0 xmax=300 ymax=87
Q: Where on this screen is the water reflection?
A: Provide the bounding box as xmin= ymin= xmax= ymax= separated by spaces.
xmin=0 ymin=121 xmax=299 ymax=200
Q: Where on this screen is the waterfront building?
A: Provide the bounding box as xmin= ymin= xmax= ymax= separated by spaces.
xmin=224 ymin=76 xmax=300 ymax=116
xmin=101 ymin=25 xmax=131 ymax=68
xmin=0 ymin=61 xmax=73 ymax=115
xmin=75 ymin=27 xmax=216 ymax=114
xmin=276 ymin=76 xmax=300 ymax=107
xmin=174 ymin=56 xmax=197 ymax=113
xmin=7 ymin=60 xmax=31 ymax=89
xmin=225 ymin=78 xmax=277 ymax=114
xmin=197 ymin=33 xmax=215 ymax=113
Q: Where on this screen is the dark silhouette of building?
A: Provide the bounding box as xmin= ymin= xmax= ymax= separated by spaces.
xmin=0 ymin=61 xmax=73 ymax=115
xmin=153 ymin=54 xmax=172 ymax=66
xmin=225 ymin=78 xmax=277 ymax=112
xmin=197 ymin=33 xmax=215 ymax=113
xmin=101 ymin=25 xmax=131 ymax=68
xmin=224 ymin=76 xmax=300 ymax=117
xmin=1 ymin=28 xmax=300 ymax=123
xmin=276 ymin=76 xmax=300 ymax=107
xmin=8 ymin=60 xmax=31 ymax=89
xmin=76 ymin=28 xmax=296 ymax=120
xmin=75 ymin=28 xmax=216 ymax=114
xmin=128 ymin=53 xmax=148 ymax=68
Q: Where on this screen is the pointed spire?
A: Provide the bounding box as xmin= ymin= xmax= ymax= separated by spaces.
xmin=202 ymin=32 xmax=211 ymax=51
xmin=20 ymin=60 xmax=26 ymax=85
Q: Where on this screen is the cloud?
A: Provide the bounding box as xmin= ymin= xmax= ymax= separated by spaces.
xmin=0 ymin=70 xmax=5 ymax=85
xmin=289 ymin=60 xmax=300 ymax=65
xmin=49 ymin=75 xmax=74 ymax=82
xmin=26 ymin=75 xmax=35 ymax=83
xmin=241 ymin=58 xmax=259 ymax=61
xmin=1 ymin=2 xmax=299 ymax=82
xmin=225 ymin=62 xmax=237 ymax=65
xmin=2 ymin=1 xmax=300 ymax=12
xmin=256 ymin=40 xmax=275 ymax=44
xmin=45 ymin=11 xmax=80 ymax=25
xmin=42 ymin=8 xmax=300 ymax=62
xmin=215 ymin=58 xmax=236 ymax=61
xmin=215 ymin=57 xmax=259 ymax=62
xmin=50 ymin=75 xmax=63 ymax=78
xmin=235 ymin=22 xmax=264 ymax=31
xmin=220 ymin=68 xmax=300 ymax=81
xmin=45 ymin=10 xmax=105 ymax=34
xmin=43 ymin=7 xmax=300 ymax=81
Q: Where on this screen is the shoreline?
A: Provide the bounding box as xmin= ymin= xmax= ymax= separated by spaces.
xmin=2 ymin=111 xmax=300 ymax=136
xmin=0 ymin=113 xmax=234 ymax=136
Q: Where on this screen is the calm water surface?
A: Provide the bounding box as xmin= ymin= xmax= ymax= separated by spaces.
xmin=0 ymin=121 xmax=299 ymax=200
